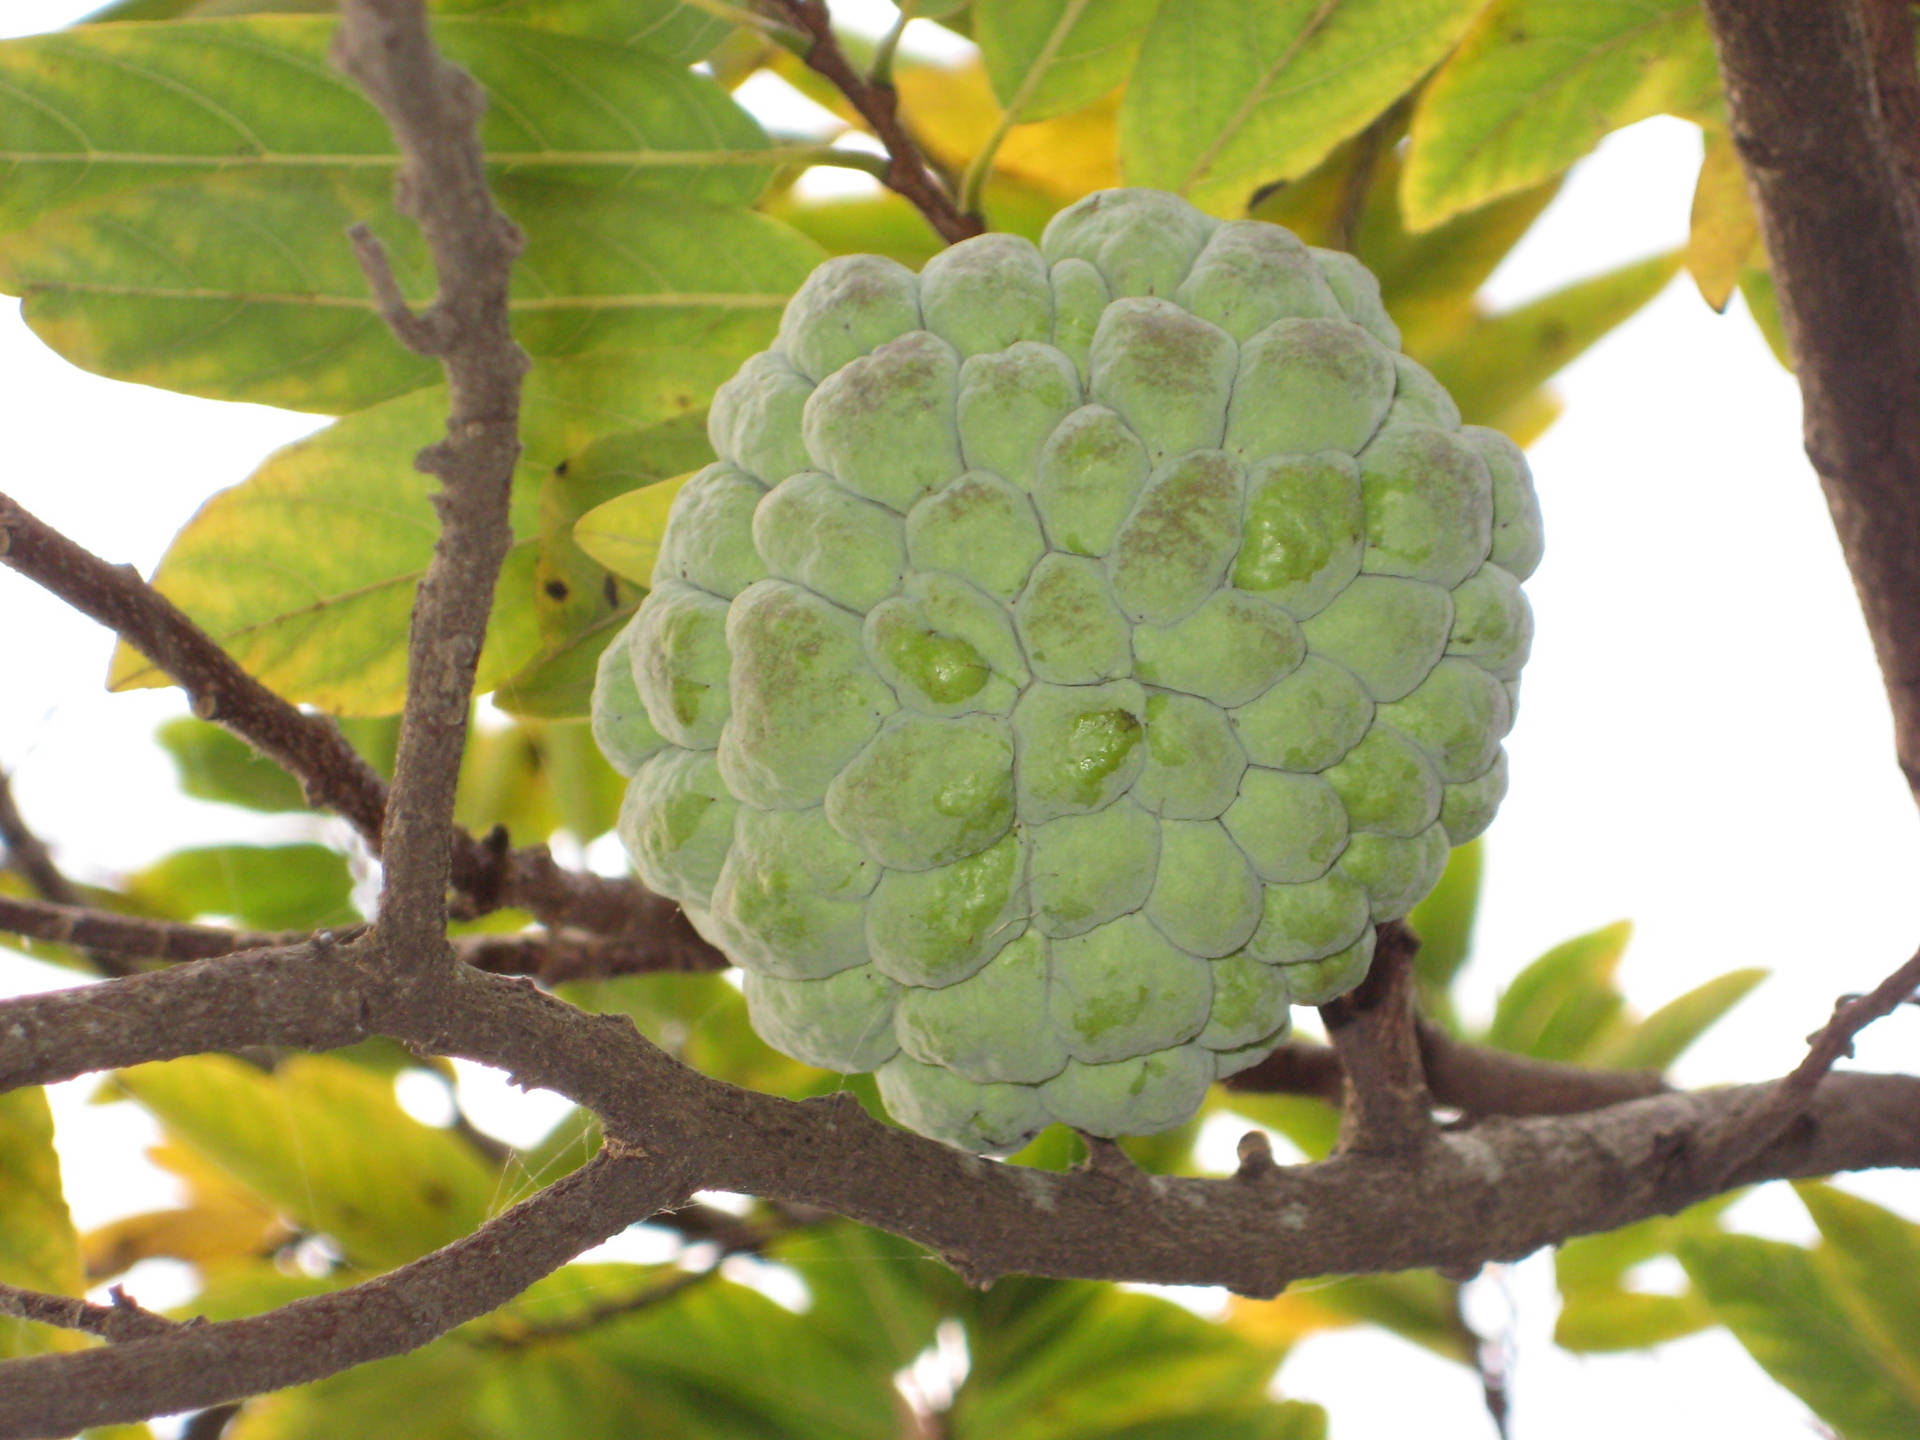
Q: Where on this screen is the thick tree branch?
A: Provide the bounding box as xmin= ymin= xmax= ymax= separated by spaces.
xmin=1701 ymin=0 xmax=1920 ymax=804
xmin=0 ymin=1148 xmax=688 ymax=1438
xmin=765 ymin=0 xmax=983 ymax=243
xmin=332 ymin=0 xmax=529 ymax=964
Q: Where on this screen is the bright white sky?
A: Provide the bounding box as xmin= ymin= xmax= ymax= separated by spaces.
xmin=2 ymin=3 xmax=1917 ymax=1438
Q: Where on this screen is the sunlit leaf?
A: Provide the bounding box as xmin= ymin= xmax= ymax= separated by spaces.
xmin=767 ymin=190 xmax=947 ymax=269
xmin=894 ymin=60 xmax=1122 ymax=200
xmin=157 ymin=717 xmax=309 ymax=814
xmin=1482 ymin=919 xmax=1631 ymax=1061
xmin=1586 ymin=967 xmax=1767 ymax=1072
xmin=3 ymin=174 xmax=821 ymax=412
xmin=433 ymin=0 xmax=731 ymax=57
xmin=574 ymin=472 xmax=696 ymax=586
xmin=1402 ymin=0 xmax=1722 ymax=230
xmin=0 ymin=18 xmax=770 ymax=241
xmin=974 ymin=0 xmax=1158 ymax=124
xmin=0 ymin=1089 xmax=85 ymax=1359
xmin=112 ymin=1054 xmax=502 ymax=1270
xmin=1120 ymin=0 xmax=1487 ymax=216
xmin=227 ymin=1338 xmax=486 ymax=1440
xmin=1422 ymin=251 xmax=1681 ymax=438
xmin=126 ymin=843 xmax=357 ymax=930
xmin=1680 ymin=1230 xmax=1920 ymax=1440
xmin=1406 ymin=838 xmax=1481 ymax=1028
xmin=1797 ymin=1183 xmax=1920 ymax=1382
xmin=1686 ymin=130 xmax=1762 ymax=312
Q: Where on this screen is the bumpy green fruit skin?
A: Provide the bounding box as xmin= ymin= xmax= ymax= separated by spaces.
xmin=593 ymin=189 xmax=1540 ymax=1154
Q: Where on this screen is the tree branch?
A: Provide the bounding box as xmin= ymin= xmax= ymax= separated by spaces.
xmin=1318 ymin=922 xmax=1436 ymax=1152
xmin=0 ymin=770 xmax=139 ymax=978
xmin=0 ymin=1282 xmax=179 ymax=1345
xmin=0 ymin=1148 xmax=689 ymax=1438
xmin=764 ymin=0 xmax=983 ymax=243
xmin=1700 ymin=0 xmax=1920 ymax=805
xmin=331 ymin=0 xmax=529 ymax=966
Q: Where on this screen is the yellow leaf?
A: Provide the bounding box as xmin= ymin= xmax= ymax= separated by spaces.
xmin=573 ymin=473 xmax=697 ymax=586
xmin=1687 ymin=131 xmax=1763 ymax=312
xmin=893 ymin=60 xmax=1122 ymax=199
xmin=1226 ymin=1291 xmax=1359 ymax=1351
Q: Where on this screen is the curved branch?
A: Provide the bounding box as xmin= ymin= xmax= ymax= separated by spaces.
xmin=0 ymin=1148 xmax=689 ymax=1439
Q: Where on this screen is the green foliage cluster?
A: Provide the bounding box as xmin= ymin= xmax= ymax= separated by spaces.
xmin=0 ymin=0 xmax=1890 ymax=1435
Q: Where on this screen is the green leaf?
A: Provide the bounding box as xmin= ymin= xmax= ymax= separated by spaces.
xmin=4 ymin=172 xmax=821 ymax=412
xmin=432 ymin=0 xmax=732 ymax=58
xmin=126 ymin=843 xmax=356 ymax=929
xmin=1740 ymin=264 xmax=1792 ymax=369
xmin=1402 ymin=0 xmax=1723 ymax=230
xmin=767 ymin=191 xmax=947 ymax=270
xmin=1482 ymin=919 xmax=1631 ymax=1061
xmin=108 ymin=352 xmax=733 ymax=714
xmin=228 ymin=1338 xmax=487 ymax=1440
xmin=974 ymin=0 xmax=1158 ymax=124
xmin=573 ymin=473 xmax=695 ymax=586
xmin=157 ymin=717 xmax=309 ymax=813
xmin=773 ymin=1222 xmax=967 ymax=1374
xmin=1554 ymin=1289 xmax=1711 ymax=1352
xmin=0 ymin=18 xmax=771 ymax=242
xmin=1422 ymin=250 xmax=1681 ymax=436
xmin=955 ymin=1280 xmax=1305 ymax=1439
xmin=1553 ymin=1189 xmax=1738 ymax=1351
xmin=1119 ymin=0 xmax=1488 ymax=216
xmin=1286 ymin=1271 xmax=1473 ymax=1365
xmin=539 ymin=721 xmax=628 ymax=842
xmin=1680 ymin=1231 xmax=1920 ymax=1440
xmin=474 ymin=1267 xmax=903 ymax=1440
xmin=493 ymin=607 xmax=633 ymax=719
xmin=1797 ymin=1183 xmax=1920 ymax=1385
xmin=1587 ymin=967 xmax=1768 ymax=1072
xmin=113 ymin=1054 xmax=501 ymax=1270
xmin=0 ymin=1089 xmax=86 ymax=1359
xmin=1406 ymin=837 xmax=1481 ymax=1026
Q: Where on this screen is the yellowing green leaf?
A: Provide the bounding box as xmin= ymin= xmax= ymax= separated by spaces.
xmin=1120 ymin=0 xmax=1488 ymax=216
xmin=1422 ymin=250 xmax=1681 ymax=439
xmin=1681 ymin=1229 xmax=1920 ymax=1440
xmin=1797 ymin=1183 xmax=1920 ymax=1385
xmin=1483 ymin=919 xmax=1632 ymax=1060
xmin=1687 ymin=130 xmax=1762 ymax=311
xmin=0 ymin=17 xmax=770 ymax=242
xmin=0 ymin=1089 xmax=86 ymax=1359
xmin=3 ymin=173 xmax=821 ymax=412
xmin=433 ymin=0 xmax=731 ymax=57
xmin=574 ymin=472 xmax=696 ymax=586
xmin=895 ymin=60 xmax=1122 ymax=201
xmin=113 ymin=1054 xmax=501 ymax=1271
xmin=1402 ymin=0 xmax=1722 ymax=230
xmin=1588 ymin=967 xmax=1767 ymax=1072
xmin=974 ymin=0 xmax=1158 ymax=124
xmin=494 ymin=608 xmax=634 ymax=719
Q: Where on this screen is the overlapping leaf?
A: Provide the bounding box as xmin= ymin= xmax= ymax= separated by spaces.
xmin=113 ymin=1054 xmax=502 ymax=1271
xmin=127 ymin=843 xmax=357 ymax=929
xmin=974 ymin=0 xmax=1158 ymax=124
xmin=1402 ymin=0 xmax=1723 ymax=230
xmin=1687 ymin=130 xmax=1762 ymax=312
xmin=0 ymin=17 xmax=770 ymax=242
xmin=0 ymin=1089 xmax=85 ymax=1359
xmin=1120 ymin=0 xmax=1487 ymax=215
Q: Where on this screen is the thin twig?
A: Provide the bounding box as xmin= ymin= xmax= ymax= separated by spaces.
xmin=0 ymin=771 xmax=137 ymax=977
xmin=0 ymin=894 xmax=355 ymax=966
xmin=765 ymin=0 xmax=983 ymax=243
xmin=0 ymin=1282 xmax=179 ymax=1345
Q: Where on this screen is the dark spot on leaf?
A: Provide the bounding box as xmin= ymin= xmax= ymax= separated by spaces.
xmin=604 ymin=574 xmax=621 ymax=608
xmin=555 ymin=460 xmax=570 ymax=477
xmin=544 ymin=579 xmax=570 ymax=601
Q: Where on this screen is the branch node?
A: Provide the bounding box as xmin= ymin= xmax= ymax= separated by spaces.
xmin=347 ymin=222 xmax=444 ymax=355
xmin=1234 ymin=1129 xmax=1277 ymax=1180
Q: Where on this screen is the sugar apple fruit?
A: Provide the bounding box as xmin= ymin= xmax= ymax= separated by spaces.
xmin=591 ymin=188 xmax=1540 ymax=1155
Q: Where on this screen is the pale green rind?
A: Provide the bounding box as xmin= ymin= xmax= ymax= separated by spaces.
xmin=776 ymin=253 xmax=922 ymax=382
xmin=1241 ymin=869 xmax=1373 ymax=964
xmin=1300 ymin=574 xmax=1453 ymax=701
xmin=1336 ymin=824 xmax=1451 ymax=920
xmin=866 ymin=833 xmax=1026 ymax=988
xmin=1133 ymin=589 xmax=1305 ymax=706
xmin=1134 ymin=691 xmax=1249 ymax=820
xmin=919 ymin=233 xmax=1053 ymax=357
xmin=1198 ymin=955 xmax=1295 ymax=1051
xmin=743 ymin=966 xmax=902 ymax=1072
xmin=1032 ymin=404 xmax=1153 ymax=557
xmin=1378 ymin=657 xmax=1512 ymax=783
xmin=1049 ymin=257 xmax=1111 ymax=380
xmin=1281 ymin=926 xmax=1378 ymax=1006
xmin=825 ymin=713 xmax=1017 ymax=870
xmin=876 ymin=1055 xmax=1051 ymax=1155
xmin=1029 ymin=800 xmax=1161 ymax=938
xmin=1011 ymin=680 xmax=1148 ymax=823
xmin=1439 ymin=749 xmax=1509 ymax=844
xmin=1108 ymin=450 xmax=1245 ymax=624
xmin=865 ymin=572 xmax=1029 ymax=717
xmin=718 ymin=580 xmax=897 ymax=809
xmin=895 ymin=932 xmax=1071 ymax=1085
xmin=1048 ymin=913 xmax=1214 ymax=1064
xmin=955 ymin=342 xmax=1084 ymax=490
xmin=1146 ymin=819 xmax=1262 ymax=958
xmin=1015 ymin=553 xmax=1135 ymax=685
xmin=1038 ymin=1046 xmax=1217 ymax=1135
xmin=1221 ymin=769 xmax=1349 ymax=883
xmin=1323 ymin=726 xmax=1444 ymax=838
xmin=906 ymin=470 xmax=1050 ymax=602
xmin=1225 ymin=318 xmax=1397 ymax=461
xmin=802 ymin=330 xmax=965 ymax=512
xmin=1042 ymin=188 xmax=1219 ymax=299
xmin=1387 ymin=354 xmax=1464 ymax=430
xmin=707 ymin=352 xmax=815 ymax=486
xmin=1232 ymin=451 xmax=1366 ymax=618
xmin=1446 ymin=563 xmax=1533 ymax=680
xmin=618 ymin=748 xmax=738 ymax=909
xmin=1229 ymin=654 xmax=1374 ymax=773
xmin=630 ymin=581 xmax=733 ymax=750
xmin=1463 ymin=424 xmax=1546 ymax=580
xmin=589 ymin=616 xmax=666 ymax=778
xmin=752 ymin=470 xmax=907 ymax=613
xmin=1314 ymin=248 xmax=1402 ymax=348
xmin=711 ymin=806 xmax=877 ymax=981
xmin=1088 ymin=299 xmax=1237 ymax=461
xmin=1175 ymin=220 xmax=1344 ymax=340
xmin=1358 ymin=424 xmax=1494 ymax=587
xmin=650 ymin=463 xmax=769 ymax=599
